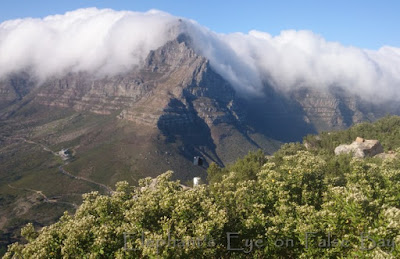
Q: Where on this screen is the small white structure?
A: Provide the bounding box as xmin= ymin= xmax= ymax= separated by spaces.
xmin=193 ymin=177 xmax=201 ymax=187
xmin=58 ymin=148 xmax=70 ymax=160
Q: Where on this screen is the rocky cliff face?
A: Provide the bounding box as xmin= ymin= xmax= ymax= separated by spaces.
xmin=289 ymin=87 xmax=364 ymax=130
xmin=1 ymin=33 xmax=399 ymax=163
xmin=290 ymin=86 xmax=400 ymax=131
xmin=24 ymin=34 xmax=241 ymax=130
xmin=1 ymin=34 xmax=262 ymax=167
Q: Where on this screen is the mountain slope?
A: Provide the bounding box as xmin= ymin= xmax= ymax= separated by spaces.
xmin=0 ymin=34 xmax=279 ymax=250
xmin=1 ymin=33 xmax=400 ymax=254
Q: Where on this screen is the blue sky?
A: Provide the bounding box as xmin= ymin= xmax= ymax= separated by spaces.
xmin=0 ymin=0 xmax=399 ymax=50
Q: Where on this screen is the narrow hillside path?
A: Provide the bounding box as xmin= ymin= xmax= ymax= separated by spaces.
xmin=6 ymin=136 xmax=113 ymax=195
xmin=7 ymin=184 xmax=78 ymax=209
xmin=58 ymin=166 xmax=113 ymax=194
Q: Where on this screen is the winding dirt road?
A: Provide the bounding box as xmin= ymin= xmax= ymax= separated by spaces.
xmin=6 ymin=136 xmax=113 ymax=205
xmin=58 ymin=166 xmax=113 ymax=194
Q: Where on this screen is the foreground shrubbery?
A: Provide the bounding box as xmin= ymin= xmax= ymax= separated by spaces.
xmin=5 ymin=117 xmax=400 ymax=258
xmin=4 ymin=148 xmax=400 ymax=258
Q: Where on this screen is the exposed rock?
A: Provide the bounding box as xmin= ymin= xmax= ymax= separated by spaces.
xmin=289 ymin=87 xmax=400 ymax=132
xmin=334 ymin=138 xmax=384 ymax=158
xmin=290 ymin=87 xmax=360 ymax=130
xmin=375 ymin=151 xmax=397 ymax=160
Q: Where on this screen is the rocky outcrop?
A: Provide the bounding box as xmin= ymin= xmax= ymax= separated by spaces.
xmin=334 ymin=137 xmax=384 ymax=158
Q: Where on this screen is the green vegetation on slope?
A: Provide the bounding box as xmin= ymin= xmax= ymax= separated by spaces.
xmin=4 ymin=116 xmax=400 ymax=258
xmin=207 ymin=149 xmax=268 ymax=184
xmin=304 ymin=115 xmax=400 ymax=154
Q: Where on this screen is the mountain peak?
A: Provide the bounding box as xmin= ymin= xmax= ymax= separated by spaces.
xmin=144 ymin=33 xmax=200 ymax=72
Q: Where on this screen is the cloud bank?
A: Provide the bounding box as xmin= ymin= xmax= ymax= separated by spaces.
xmin=0 ymin=8 xmax=179 ymax=79
xmin=0 ymin=8 xmax=399 ymax=102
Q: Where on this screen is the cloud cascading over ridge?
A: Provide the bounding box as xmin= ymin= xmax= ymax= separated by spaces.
xmin=0 ymin=8 xmax=399 ymax=102
xmin=0 ymin=8 xmax=179 ymax=79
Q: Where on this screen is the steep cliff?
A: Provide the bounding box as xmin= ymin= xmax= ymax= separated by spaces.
xmin=1 ymin=34 xmax=399 ymax=167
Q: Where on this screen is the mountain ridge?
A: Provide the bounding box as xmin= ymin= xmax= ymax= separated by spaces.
xmin=1 ymin=32 xmax=400 ymax=255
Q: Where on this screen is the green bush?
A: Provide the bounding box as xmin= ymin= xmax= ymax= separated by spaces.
xmin=5 ymin=151 xmax=400 ymax=258
xmin=5 ymin=117 xmax=400 ymax=258
xmin=207 ymin=149 xmax=267 ymax=184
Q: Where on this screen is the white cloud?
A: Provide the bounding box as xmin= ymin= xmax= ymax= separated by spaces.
xmin=185 ymin=25 xmax=400 ymax=101
xmin=0 ymin=8 xmax=179 ymax=80
xmin=1 ymin=8 xmax=399 ymax=102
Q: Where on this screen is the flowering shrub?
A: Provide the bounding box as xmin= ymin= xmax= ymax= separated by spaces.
xmin=4 ymin=151 xmax=400 ymax=258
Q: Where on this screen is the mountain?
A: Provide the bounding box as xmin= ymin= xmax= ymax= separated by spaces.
xmin=0 ymin=34 xmax=273 ymax=249
xmin=0 ymin=33 xmax=399 ymax=252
